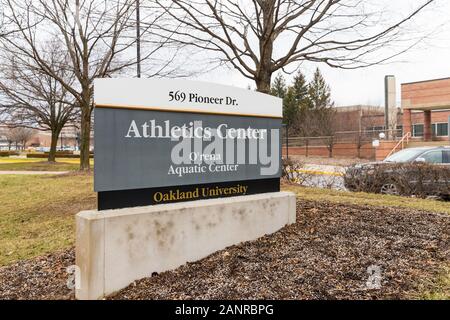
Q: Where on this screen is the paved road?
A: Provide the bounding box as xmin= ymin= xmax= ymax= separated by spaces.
xmin=303 ymin=174 xmax=346 ymax=190
xmin=302 ymin=164 xmax=345 ymax=175
xmin=0 ymin=171 xmax=69 ymax=175
xmin=295 ymin=164 xmax=346 ymax=190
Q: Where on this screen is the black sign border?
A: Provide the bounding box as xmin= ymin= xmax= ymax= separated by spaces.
xmin=98 ymin=178 xmax=280 ymax=210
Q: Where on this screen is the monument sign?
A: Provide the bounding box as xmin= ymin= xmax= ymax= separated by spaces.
xmin=94 ymin=78 xmax=282 ymax=209
xmin=76 ymin=79 xmax=295 ymax=300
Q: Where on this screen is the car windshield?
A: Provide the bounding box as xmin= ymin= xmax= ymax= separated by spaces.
xmin=384 ymin=149 xmax=425 ymax=163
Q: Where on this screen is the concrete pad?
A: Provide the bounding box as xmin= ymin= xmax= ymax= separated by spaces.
xmin=75 ymin=191 xmax=296 ymax=300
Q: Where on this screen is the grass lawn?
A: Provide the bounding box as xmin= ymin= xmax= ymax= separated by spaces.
xmin=0 ymin=157 xmax=93 ymax=171
xmin=0 ymin=173 xmax=95 ymax=266
xmin=417 ymin=267 xmax=450 ymax=300
xmin=0 ymin=175 xmax=448 ymax=298
xmin=284 ymin=183 xmax=450 ymax=215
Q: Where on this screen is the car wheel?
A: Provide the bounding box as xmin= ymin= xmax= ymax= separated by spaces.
xmin=380 ymin=183 xmax=400 ymax=195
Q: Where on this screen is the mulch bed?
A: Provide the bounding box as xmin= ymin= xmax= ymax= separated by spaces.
xmin=0 ymin=249 xmax=74 ymax=300
xmin=1 ymin=200 xmax=448 ymax=300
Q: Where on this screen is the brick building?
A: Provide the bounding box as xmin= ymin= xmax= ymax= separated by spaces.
xmin=402 ymin=77 xmax=450 ymax=141
xmin=0 ymin=124 xmax=90 ymax=150
xmin=284 ymin=76 xmax=450 ymax=160
xmin=335 ymin=105 xmax=450 ymax=141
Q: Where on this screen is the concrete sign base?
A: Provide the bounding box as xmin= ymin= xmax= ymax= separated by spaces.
xmin=75 ymin=192 xmax=296 ymax=300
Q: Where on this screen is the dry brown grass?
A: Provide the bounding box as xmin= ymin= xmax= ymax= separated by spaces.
xmin=0 ymin=173 xmax=95 ymax=266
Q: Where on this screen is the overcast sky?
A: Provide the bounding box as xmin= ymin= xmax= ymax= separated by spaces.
xmin=192 ymin=0 xmax=450 ymax=108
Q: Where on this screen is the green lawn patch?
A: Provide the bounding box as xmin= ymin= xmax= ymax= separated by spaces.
xmin=417 ymin=267 xmax=450 ymax=300
xmin=283 ymin=183 xmax=450 ymax=215
xmin=0 ymin=174 xmax=95 ymax=266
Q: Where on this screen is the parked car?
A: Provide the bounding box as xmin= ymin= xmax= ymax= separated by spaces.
xmin=35 ymin=147 xmax=50 ymax=152
xmin=344 ymin=146 xmax=450 ymax=197
xmin=56 ymin=146 xmax=76 ymax=152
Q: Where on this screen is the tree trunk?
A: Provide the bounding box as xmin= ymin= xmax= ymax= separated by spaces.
xmin=328 ymin=137 xmax=334 ymax=158
xmin=255 ymin=71 xmax=272 ymax=94
xmin=79 ymin=107 xmax=92 ymax=171
xmin=255 ymin=2 xmax=275 ymax=95
xmin=48 ymin=128 xmax=61 ymax=163
xmin=357 ymin=134 xmax=361 ymax=158
xmin=305 ymin=139 xmax=309 ymax=157
xmin=255 ymin=41 xmax=273 ymax=94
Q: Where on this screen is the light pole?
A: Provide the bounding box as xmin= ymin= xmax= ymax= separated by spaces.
xmin=136 ymin=0 xmax=141 ymax=78
xmin=76 ymin=131 xmax=80 ymax=151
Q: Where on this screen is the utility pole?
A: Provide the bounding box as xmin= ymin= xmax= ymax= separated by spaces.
xmin=136 ymin=0 xmax=141 ymax=78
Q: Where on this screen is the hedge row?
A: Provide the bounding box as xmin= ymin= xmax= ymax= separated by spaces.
xmin=344 ymin=162 xmax=450 ymax=198
xmin=44 ymin=151 xmax=74 ymax=155
xmin=0 ymin=151 xmax=20 ymax=157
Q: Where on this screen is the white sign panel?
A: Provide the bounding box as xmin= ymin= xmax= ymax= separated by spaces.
xmin=94 ymin=78 xmax=282 ymax=118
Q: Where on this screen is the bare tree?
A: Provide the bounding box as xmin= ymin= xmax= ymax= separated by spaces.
xmin=0 ymin=3 xmax=10 ymax=38
xmin=3 ymin=128 xmax=15 ymax=150
xmin=0 ymin=40 xmax=78 ymax=162
xmin=357 ymin=107 xmax=385 ymax=156
xmin=17 ymin=127 xmax=35 ymax=150
xmin=313 ymin=107 xmax=337 ymax=157
xmin=153 ymin=0 xmax=435 ymax=93
xmin=4 ymin=127 xmax=35 ymax=150
xmin=2 ymin=0 xmax=191 ymax=170
xmin=0 ymin=0 xmax=165 ymax=170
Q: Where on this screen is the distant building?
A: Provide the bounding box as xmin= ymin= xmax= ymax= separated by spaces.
xmin=335 ymin=76 xmax=450 ymax=142
xmin=334 ymin=105 xmax=386 ymax=133
xmin=335 ymin=105 xmax=449 ymax=141
xmin=0 ymin=123 xmax=93 ymax=150
xmin=32 ymin=126 xmax=81 ymax=149
xmin=402 ymin=77 xmax=450 ymax=142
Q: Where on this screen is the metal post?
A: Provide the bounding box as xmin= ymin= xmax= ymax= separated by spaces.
xmin=306 ymin=138 xmax=309 ymax=158
xmin=136 ymin=0 xmax=141 ymax=78
xmin=76 ymin=131 xmax=80 ymax=151
xmin=285 ymin=124 xmax=289 ymax=158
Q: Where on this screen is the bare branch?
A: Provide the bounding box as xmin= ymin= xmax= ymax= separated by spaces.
xmin=152 ymin=0 xmax=436 ymax=93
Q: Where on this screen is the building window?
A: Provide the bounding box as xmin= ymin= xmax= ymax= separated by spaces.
xmin=366 ymin=126 xmax=385 ymax=132
xmin=432 ymin=123 xmax=449 ymax=137
xmin=412 ymin=124 xmax=424 ymax=137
